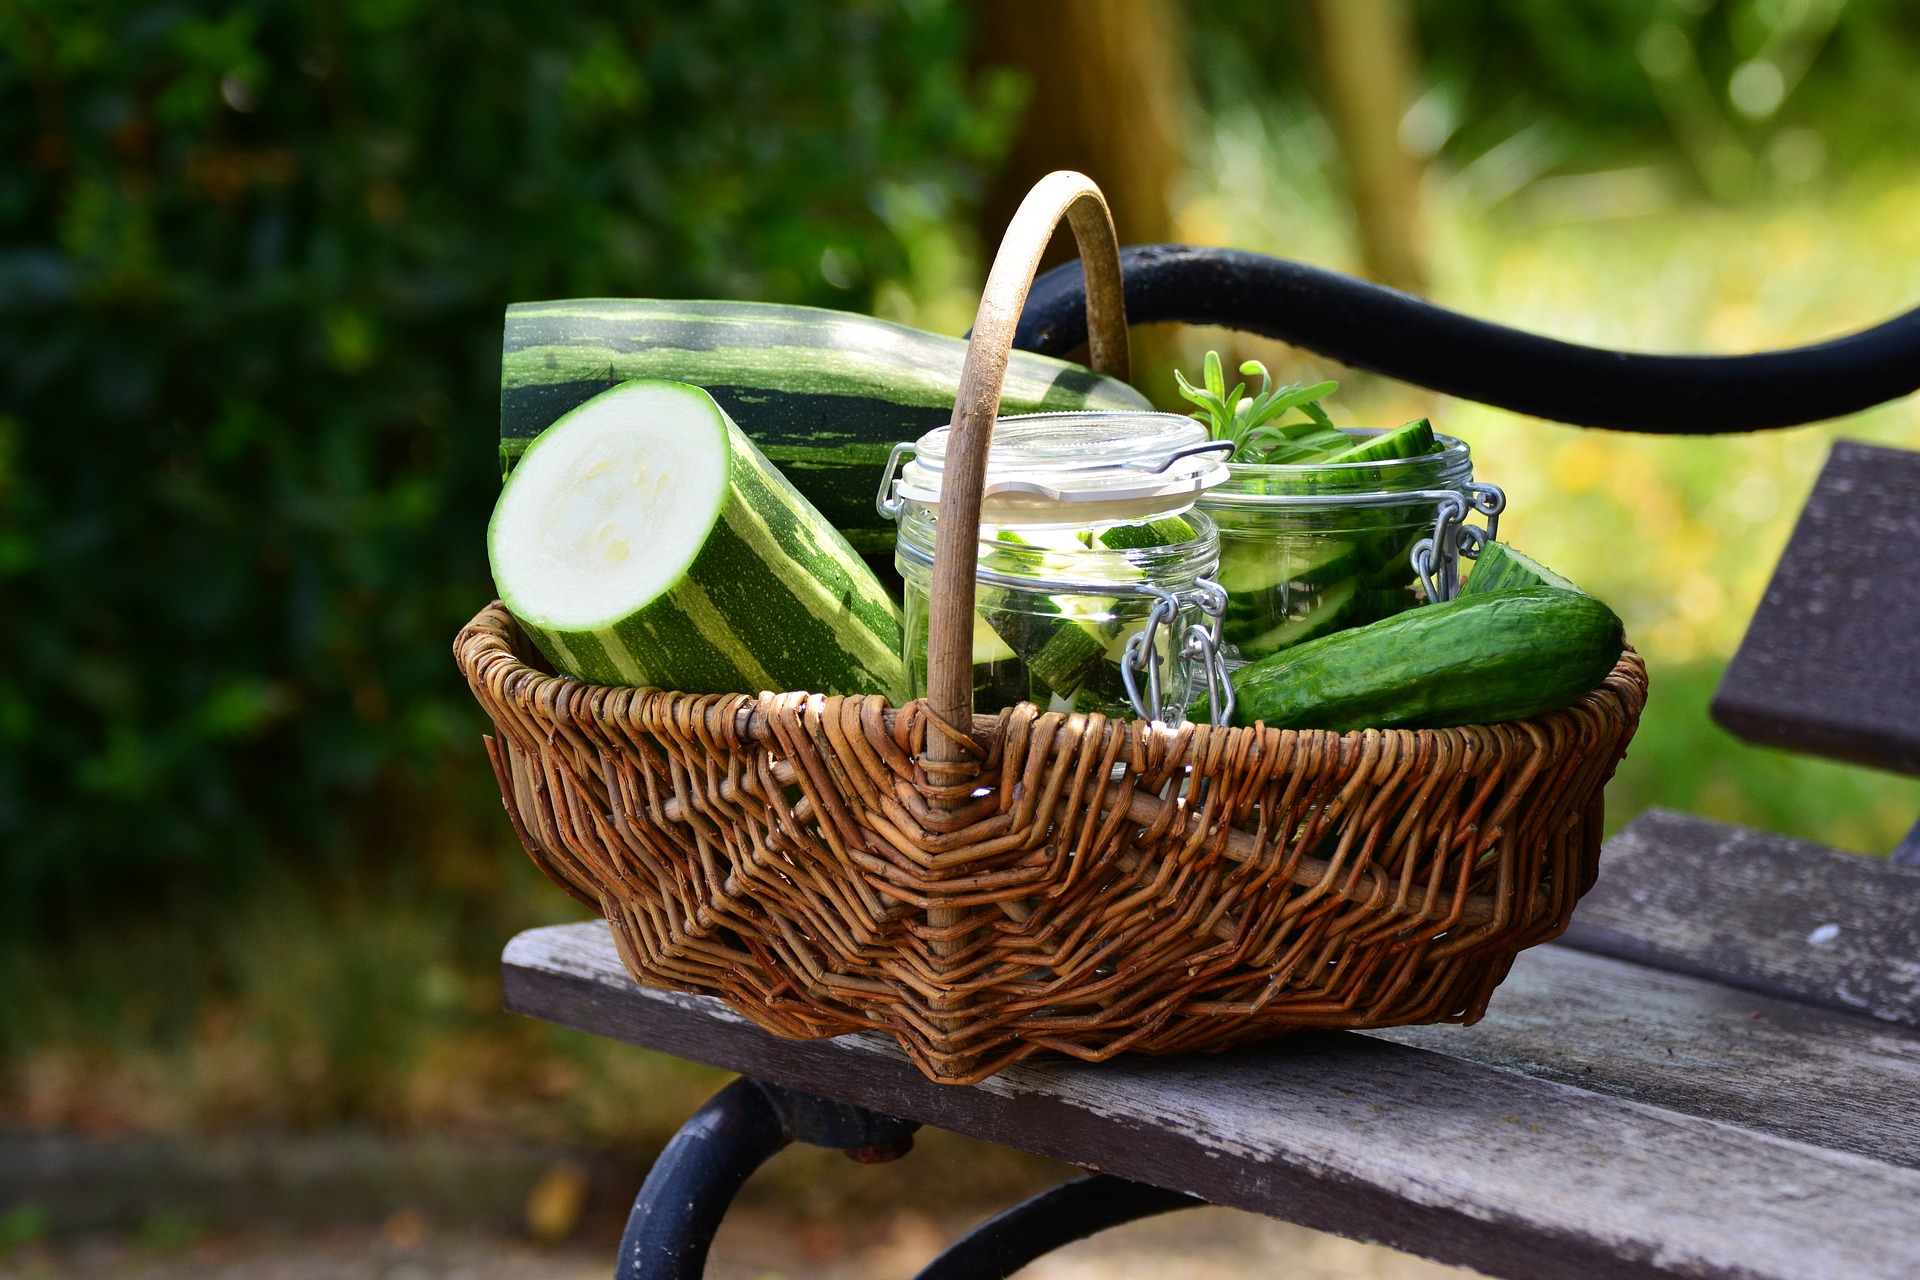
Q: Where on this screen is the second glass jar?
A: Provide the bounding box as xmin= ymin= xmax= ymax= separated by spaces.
xmin=1198 ymin=431 xmax=1499 ymax=664
xmin=886 ymin=412 xmax=1233 ymax=725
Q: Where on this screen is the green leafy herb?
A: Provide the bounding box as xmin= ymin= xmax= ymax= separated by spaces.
xmin=1173 ymin=351 xmax=1341 ymax=463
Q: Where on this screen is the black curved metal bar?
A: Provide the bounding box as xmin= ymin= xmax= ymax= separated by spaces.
xmin=912 ymin=1174 xmax=1204 ymax=1280
xmin=1014 ymin=244 xmax=1920 ymax=433
xmin=617 ymin=1078 xmax=791 ymax=1280
xmin=617 ymin=1077 xmax=922 ymax=1280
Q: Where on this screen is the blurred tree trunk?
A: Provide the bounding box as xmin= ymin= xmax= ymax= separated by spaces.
xmin=974 ymin=0 xmax=1188 ymax=267
xmin=1312 ymin=0 xmax=1427 ymax=294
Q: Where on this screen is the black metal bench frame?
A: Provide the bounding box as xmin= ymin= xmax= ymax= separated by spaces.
xmin=506 ymin=248 xmax=1920 ymax=1279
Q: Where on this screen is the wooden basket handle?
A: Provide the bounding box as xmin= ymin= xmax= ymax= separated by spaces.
xmin=925 ymin=171 xmax=1130 ymax=777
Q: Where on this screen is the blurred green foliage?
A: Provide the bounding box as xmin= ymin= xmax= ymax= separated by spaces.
xmin=0 ymin=0 xmax=1013 ymax=938
xmin=4 ymin=0 xmax=1920 ymax=1152
xmin=1196 ymin=0 xmax=1920 ymax=197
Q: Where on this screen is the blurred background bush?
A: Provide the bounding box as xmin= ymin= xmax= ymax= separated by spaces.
xmin=3 ymin=0 xmax=1919 ymax=1205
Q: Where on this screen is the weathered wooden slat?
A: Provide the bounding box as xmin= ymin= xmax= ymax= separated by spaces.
xmin=1711 ymin=438 xmax=1920 ymax=775
xmin=1377 ymin=944 xmax=1920 ymax=1168
xmin=503 ymin=921 xmax=1920 ymax=1280
xmin=1562 ymin=808 xmax=1920 ymax=1028
xmin=1894 ymin=814 xmax=1920 ymax=869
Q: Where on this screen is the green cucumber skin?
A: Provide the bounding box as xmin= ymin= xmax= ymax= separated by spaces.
xmin=1461 ymin=542 xmax=1585 ymax=596
xmin=501 ymin=300 xmax=1150 ymax=552
xmin=1225 ymin=587 xmax=1624 ymax=731
xmin=503 ymin=384 xmax=905 ymax=701
xmin=1321 ymin=418 xmax=1436 ymax=465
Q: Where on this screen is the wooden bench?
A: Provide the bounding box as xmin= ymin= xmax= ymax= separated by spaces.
xmin=1710 ymin=439 xmax=1920 ymax=864
xmin=500 ymin=265 xmax=1920 ymax=1280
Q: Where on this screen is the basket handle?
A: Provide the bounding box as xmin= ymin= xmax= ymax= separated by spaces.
xmin=925 ymin=171 xmax=1130 ymax=775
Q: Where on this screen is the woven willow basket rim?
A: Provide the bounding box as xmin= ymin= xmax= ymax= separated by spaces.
xmin=460 ymin=598 xmax=1649 ymax=800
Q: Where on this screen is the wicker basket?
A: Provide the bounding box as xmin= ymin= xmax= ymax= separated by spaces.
xmin=457 ymin=173 xmax=1648 ymax=1085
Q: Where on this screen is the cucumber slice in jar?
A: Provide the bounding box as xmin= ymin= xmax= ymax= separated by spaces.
xmin=1217 ymin=534 xmax=1364 ymax=658
xmin=1216 ymin=536 xmax=1359 ymax=596
xmin=1069 ymin=683 xmax=1133 ymax=718
xmin=994 ymin=527 xmax=1091 ymax=551
xmin=926 ymin=606 xmax=1026 ymax=710
xmin=1233 ymin=577 xmax=1361 ymax=657
xmin=1320 ymin=418 xmax=1436 ymax=464
xmin=1096 ymin=515 xmax=1195 ymax=550
xmin=1351 ymin=586 xmax=1421 ymax=624
xmin=973 ymin=656 xmax=1027 ymax=711
xmin=971 ymin=612 xmax=1018 ymax=663
xmin=1025 ymin=620 xmax=1108 ymax=693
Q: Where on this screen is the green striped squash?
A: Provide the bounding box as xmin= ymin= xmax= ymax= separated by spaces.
xmin=489 ymin=379 xmax=904 ymax=700
xmin=501 ymin=299 xmax=1152 ymax=554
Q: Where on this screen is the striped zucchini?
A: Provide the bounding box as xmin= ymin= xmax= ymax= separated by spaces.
xmin=489 ymin=380 xmax=904 ymax=700
xmin=501 ymin=299 xmax=1153 ymax=554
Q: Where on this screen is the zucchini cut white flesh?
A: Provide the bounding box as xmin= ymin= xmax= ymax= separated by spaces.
xmin=500 ymin=299 xmax=1152 ymax=553
xmin=489 ymin=379 xmax=905 ymax=699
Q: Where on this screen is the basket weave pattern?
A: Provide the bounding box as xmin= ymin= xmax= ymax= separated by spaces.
xmin=460 ymin=603 xmax=1646 ymax=1084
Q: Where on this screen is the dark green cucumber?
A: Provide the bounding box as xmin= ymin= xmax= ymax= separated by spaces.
xmin=501 ymin=300 xmax=1151 ymax=554
xmin=1462 ymin=542 xmax=1585 ymax=596
xmin=1223 ymin=587 xmax=1624 ymax=731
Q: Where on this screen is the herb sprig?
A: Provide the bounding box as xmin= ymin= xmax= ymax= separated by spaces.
xmin=1174 ymin=351 xmax=1341 ymax=464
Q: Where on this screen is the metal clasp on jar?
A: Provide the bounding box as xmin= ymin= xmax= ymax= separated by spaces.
xmin=1411 ymin=481 xmax=1506 ymax=603
xmin=1123 ymin=578 xmax=1234 ymax=727
xmin=875 ymin=442 xmax=916 ymax=521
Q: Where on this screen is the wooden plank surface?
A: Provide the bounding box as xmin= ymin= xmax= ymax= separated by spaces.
xmin=1561 ymin=808 xmax=1920 ymax=1028
xmin=1377 ymin=944 xmax=1920 ymax=1168
xmin=1895 ymin=814 xmax=1920 ymax=869
xmin=1711 ymin=439 xmax=1920 ymax=775
xmin=504 ymin=921 xmax=1920 ymax=1280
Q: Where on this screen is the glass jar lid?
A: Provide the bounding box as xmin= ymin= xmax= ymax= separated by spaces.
xmin=895 ymin=411 xmax=1231 ymax=527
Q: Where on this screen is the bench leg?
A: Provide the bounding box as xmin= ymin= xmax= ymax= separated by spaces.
xmin=618 ymin=1076 xmax=1203 ymax=1280
xmin=912 ymin=1174 xmax=1202 ymax=1280
xmin=1893 ymin=813 xmax=1920 ymax=869
xmin=618 ymin=1076 xmax=919 ymax=1280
